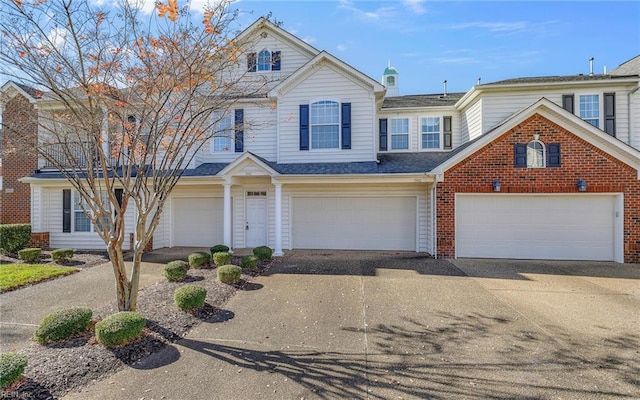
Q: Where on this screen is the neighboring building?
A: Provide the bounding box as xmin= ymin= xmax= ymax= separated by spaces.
xmin=3 ymin=18 xmax=640 ymax=262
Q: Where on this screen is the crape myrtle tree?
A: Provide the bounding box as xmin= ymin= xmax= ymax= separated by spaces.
xmin=0 ymin=0 xmax=270 ymax=310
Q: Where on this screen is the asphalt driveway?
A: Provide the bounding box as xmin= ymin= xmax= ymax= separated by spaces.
xmin=56 ymin=251 xmax=638 ymax=399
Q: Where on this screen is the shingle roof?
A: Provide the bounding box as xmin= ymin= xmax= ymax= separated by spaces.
xmin=382 ymin=93 xmax=464 ymax=108
xmin=481 ymin=73 xmax=638 ymax=86
xmin=11 ymin=81 xmax=42 ymax=98
xmin=610 ymin=55 xmax=640 ymax=76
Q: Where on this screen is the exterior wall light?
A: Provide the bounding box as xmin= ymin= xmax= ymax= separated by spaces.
xmin=492 ymin=179 xmax=501 ymax=192
xmin=577 ymin=179 xmax=587 ymax=192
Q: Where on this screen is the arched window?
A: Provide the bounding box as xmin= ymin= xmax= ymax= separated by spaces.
xmin=386 ymin=76 xmax=395 ymax=86
xmin=257 ymin=50 xmax=271 ymax=71
xmin=527 ymin=140 xmax=545 ymax=168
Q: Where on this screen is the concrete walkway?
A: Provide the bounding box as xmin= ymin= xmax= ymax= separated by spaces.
xmin=63 ymin=252 xmax=640 ymax=400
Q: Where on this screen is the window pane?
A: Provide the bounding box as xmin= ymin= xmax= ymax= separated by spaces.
xmin=257 ymin=50 xmax=271 ymax=71
xmin=579 ymin=95 xmax=599 ymax=128
xmin=527 ymin=141 xmax=544 ymax=168
xmin=391 ymin=134 xmax=408 ymax=149
xmin=212 ymin=113 xmax=234 ymax=152
xmin=74 ymin=212 xmax=91 ymax=232
xmin=310 ymin=101 xmax=339 ymax=149
xmin=391 ymin=118 xmax=408 ymax=134
xmin=312 ymin=125 xmax=339 ymax=148
xmin=421 ymin=117 xmax=440 ymax=149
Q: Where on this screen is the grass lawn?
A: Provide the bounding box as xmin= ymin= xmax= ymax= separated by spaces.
xmin=0 ymin=264 xmax=79 ymax=292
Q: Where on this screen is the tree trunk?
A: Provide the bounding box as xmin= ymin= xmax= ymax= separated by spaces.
xmin=107 ymin=242 xmax=138 ymax=311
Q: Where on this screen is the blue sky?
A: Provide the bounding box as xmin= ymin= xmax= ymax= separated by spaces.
xmin=231 ymin=0 xmax=639 ymax=94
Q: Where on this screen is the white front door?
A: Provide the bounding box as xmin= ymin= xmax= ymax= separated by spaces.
xmin=246 ymin=191 xmax=267 ymax=247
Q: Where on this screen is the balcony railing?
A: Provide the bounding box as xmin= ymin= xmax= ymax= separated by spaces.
xmin=41 ymin=142 xmax=119 ymax=169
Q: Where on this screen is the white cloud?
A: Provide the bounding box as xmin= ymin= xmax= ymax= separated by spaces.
xmin=336 ymin=44 xmax=347 ymax=52
xmin=447 ymin=21 xmax=528 ymax=33
xmin=403 ymin=0 xmax=425 ymax=15
xmin=303 ymin=36 xmax=316 ymax=45
xmin=338 ymin=0 xmax=395 ymax=20
xmin=47 ymin=27 xmax=68 ymax=49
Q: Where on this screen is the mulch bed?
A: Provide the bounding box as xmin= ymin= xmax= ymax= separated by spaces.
xmin=1 ymin=256 xmax=278 ymax=400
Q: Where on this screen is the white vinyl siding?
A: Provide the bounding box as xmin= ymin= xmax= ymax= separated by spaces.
xmin=277 ymin=65 xmax=375 ymax=163
xmin=460 ymin=98 xmax=483 ymax=142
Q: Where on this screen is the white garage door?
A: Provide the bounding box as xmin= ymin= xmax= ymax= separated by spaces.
xmin=456 ymin=195 xmax=616 ymax=261
xmin=173 ymin=197 xmax=223 ymax=247
xmin=292 ymin=196 xmax=416 ymax=251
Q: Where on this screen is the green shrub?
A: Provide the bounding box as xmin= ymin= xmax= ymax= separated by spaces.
xmin=34 ymin=307 xmax=93 ymax=344
xmin=0 ymin=224 xmax=31 ymax=255
xmin=188 ymin=251 xmax=211 ymax=269
xmin=17 ymin=248 xmax=41 ymax=263
xmin=252 ymin=246 xmax=273 ymax=260
xmin=51 ymin=248 xmax=74 ymax=263
xmin=174 ymin=285 xmax=207 ymax=311
xmin=0 ymin=352 xmax=27 ymax=389
xmin=217 ymin=264 xmax=242 ymax=284
xmin=240 ymin=255 xmax=259 ymax=269
xmin=95 ymin=312 xmax=146 ymax=348
xmin=164 ymin=260 xmax=188 ymax=282
xmin=210 ymin=244 xmax=229 ymax=256
xmin=212 ymin=252 xmax=232 ymax=267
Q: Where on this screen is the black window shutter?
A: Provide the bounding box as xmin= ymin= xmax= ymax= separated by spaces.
xmin=114 ymin=188 xmax=124 ymax=224
xmin=271 ymin=51 xmax=281 ymax=71
xmin=341 ymin=103 xmax=351 ymax=149
xmin=562 ymin=94 xmax=574 ymax=114
xmin=247 ymin=52 xmax=256 ymax=72
xmin=235 ymin=109 xmax=244 ymax=152
xmin=514 ymin=143 xmax=527 ymax=167
xmin=604 ymin=92 xmax=616 ymax=136
xmin=299 ymin=104 xmax=309 ymax=151
xmin=379 ymin=118 xmax=388 ymax=151
xmin=443 ymin=116 xmax=452 ymax=150
xmin=63 ymin=189 xmax=71 ymax=233
xmin=547 ymin=143 xmax=561 ymax=167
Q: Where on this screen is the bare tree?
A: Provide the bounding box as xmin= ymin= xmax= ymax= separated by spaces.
xmin=0 ymin=0 xmax=269 ymax=311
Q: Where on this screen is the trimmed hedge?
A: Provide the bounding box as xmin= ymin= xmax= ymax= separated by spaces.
xmin=164 ymin=260 xmax=189 ymax=282
xmin=188 ymin=252 xmax=211 ymax=269
xmin=0 ymin=352 xmax=27 ymax=389
xmin=95 ymin=312 xmax=146 ymax=348
xmin=217 ymin=264 xmax=242 ymax=284
xmin=34 ymin=307 xmax=93 ymax=344
xmin=212 ymin=252 xmax=232 ymax=267
xmin=210 ymin=244 xmax=229 ymax=255
xmin=240 ymin=255 xmax=259 ymax=269
xmin=18 ymin=248 xmax=41 ymax=263
xmin=0 ymin=224 xmax=31 ymax=255
xmin=253 ymin=246 xmax=273 ymax=260
xmin=174 ymin=285 xmax=207 ymax=311
xmin=52 ymin=248 xmax=74 ymax=263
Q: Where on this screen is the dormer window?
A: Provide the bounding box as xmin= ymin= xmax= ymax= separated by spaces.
xmin=247 ymin=50 xmax=281 ymax=72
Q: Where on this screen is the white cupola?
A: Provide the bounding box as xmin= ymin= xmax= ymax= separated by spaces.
xmin=382 ymin=61 xmax=399 ymax=97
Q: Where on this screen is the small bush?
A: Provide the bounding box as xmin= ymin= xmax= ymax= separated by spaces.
xmin=210 ymin=244 xmax=229 ymax=255
xmin=253 ymin=246 xmax=273 ymax=260
xmin=95 ymin=312 xmax=146 ymax=348
xmin=217 ymin=264 xmax=242 ymax=284
xmin=0 ymin=224 xmax=31 ymax=255
xmin=188 ymin=251 xmax=211 ymax=269
xmin=0 ymin=352 xmax=27 ymax=389
xmin=51 ymin=248 xmax=74 ymax=263
xmin=212 ymin=252 xmax=232 ymax=267
xmin=17 ymin=248 xmax=41 ymax=263
xmin=164 ymin=260 xmax=189 ymax=282
xmin=174 ymin=285 xmax=207 ymax=311
xmin=240 ymin=255 xmax=259 ymax=269
xmin=34 ymin=307 xmax=93 ymax=344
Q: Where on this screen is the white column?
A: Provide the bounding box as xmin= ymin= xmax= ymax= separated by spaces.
xmin=273 ymin=182 xmax=283 ymax=256
xmin=223 ymin=182 xmax=232 ymax=249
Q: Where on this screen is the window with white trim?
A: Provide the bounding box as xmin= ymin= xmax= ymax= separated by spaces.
xmin=211 ymin=112 xmax=234 ymax=152
xmin=579 ymin=94 xmax=599 ymax=128
xmin=257 ymin=50 xmax=271 ymax=71
xmin=311 ymin=100 xmax=339 ymax=149
xmin=73 ymin=190 xmax=109 ymax=232
xmin=390 ymin=118 xmax=409 ymax=150
xmin=421 ymin=117 xmax=440 ymax=149
xmin=526 ymin=140 xmax=545 ymax=168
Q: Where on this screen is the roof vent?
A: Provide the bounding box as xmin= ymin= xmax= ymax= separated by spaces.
xmin=589 ymin=57 xmax=594 ymax=76
xmin=477 ymin=77 xmax=481 ymax=85
xmin=443 ymin=80 xmax=447 ymax=97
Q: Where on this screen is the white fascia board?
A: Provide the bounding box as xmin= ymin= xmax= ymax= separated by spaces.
xmin=272 ymin=173 xmax=436 ymax=185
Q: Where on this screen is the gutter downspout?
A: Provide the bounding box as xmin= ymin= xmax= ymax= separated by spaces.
xmin=431 ymin=183 xmax=437 ymax=259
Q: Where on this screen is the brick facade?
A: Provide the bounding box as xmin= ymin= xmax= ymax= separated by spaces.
xmin=29 ymin=232 xmax=50 ymax=249
xmin=1 ymin=93 xmax=38 ymax=224
xmin=437 ymin=113 xmax=640 ymax=263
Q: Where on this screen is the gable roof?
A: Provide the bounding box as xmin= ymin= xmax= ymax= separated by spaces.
xmin=432 ymin=97 xmax=640 ymax=177
xmin=610 ymin=55 xmax=640 ymax=76
xmin=235 ymin=17 xmax=320 ymax=60
xmin=0 ymin=81 xmax=42 ymax=104
xmin=382 ymin=93 xmax=465 ymax=109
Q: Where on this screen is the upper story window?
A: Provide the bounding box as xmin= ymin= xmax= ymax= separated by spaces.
xmin=515 ymin=140 xmax=560 ymax=168
xmin=247 ymin=50 xmax=281 ymax=72
xmin=421 ymin=117 xmax=440 ymax=149
xmin=211 ymin=112 xmax=234 ymax=152
xmin=311 ymin=100 xmax=339 ymax=149
xmin=390 ymin=118 xmax=409 ymax=150
xmin=579 ymin=94 xmax=599 ymax=128
xmin=526 ymin=140 xmax=545 ymax=168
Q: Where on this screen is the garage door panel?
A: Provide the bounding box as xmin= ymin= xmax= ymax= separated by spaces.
xmin=456 ymin=195 xmax=615 ymax=261
xmin=292 ymin=196 xmax=416 ymax=251
xmin=173 ymin=198 xmax=224 ymax=247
